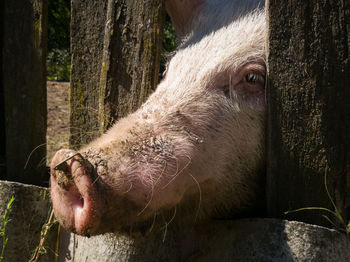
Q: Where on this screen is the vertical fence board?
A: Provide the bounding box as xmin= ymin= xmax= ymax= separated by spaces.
xmin=0 ymin=0 xmax=5 ymax=179
xmin=69 ymin=0 xmax=108 ymax=149
xmin=69 ymin=0 xmax=165 ymax=148
xmin=2 ymin=0 xmax=48 ymax=185
xmin=98 ymin=0 xmax=165 ymax=132
xmin=267 ymin=0 xmax=350 ymax=225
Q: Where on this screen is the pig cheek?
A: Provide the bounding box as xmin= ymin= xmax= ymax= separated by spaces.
xmin=120 ymin=160 xmax=187 ymax=213
xmin=128 ymin=179 xmax=184 ymax=212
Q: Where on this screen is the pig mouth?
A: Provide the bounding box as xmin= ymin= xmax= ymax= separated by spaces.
xmin=50 ymin=150 xmax=101 ymax=236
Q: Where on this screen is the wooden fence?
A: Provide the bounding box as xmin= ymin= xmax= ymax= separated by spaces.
xmin=1 ymin=0 xmax=47 ymax=186
xmin=267 ymin=0 xmax=350 ymax=226
xmin=0 ymin=0 xmax=349 ymax=250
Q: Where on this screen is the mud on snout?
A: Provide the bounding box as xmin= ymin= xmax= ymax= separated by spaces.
xmin=50 ymin=131 xmax=197 ymax=237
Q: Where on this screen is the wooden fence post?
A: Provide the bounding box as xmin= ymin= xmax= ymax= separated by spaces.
xmin=2 ymin=0 xmax=48 ymax=185
xmin=267 ymin=0 xmax=350 ymax=226
xmin=97 ymin=0 xmax=164 ymax=133
xmin=69 ymin=0 xmax=108 ymax=149
xmin=0 ymin=0 xmax=5 ymax=179
xmin=69 ymin=0 xmax=165 ymax=148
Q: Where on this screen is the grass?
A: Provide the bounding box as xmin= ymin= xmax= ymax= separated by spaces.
xmin=285 ymin=166 xmax=350 ymax=235
xmin=29 ymin=210 xmax=57 ymax=262
xmin=0 ymin=196 xmax=15 ymax=262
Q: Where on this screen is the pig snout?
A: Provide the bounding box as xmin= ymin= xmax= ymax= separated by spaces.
xmin=50 ymin=142 xmax=191 ymax=236
xmin=50 ymin=149 xmax=101 ymax=236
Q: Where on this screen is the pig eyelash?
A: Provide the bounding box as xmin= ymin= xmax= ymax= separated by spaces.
xmin=224 ymin=70 xmax=265 ymax=92
xmin=244 ymin=73 xmax=265 ymax=85
xmin=223 ymin=71 xmax=266 ymax=102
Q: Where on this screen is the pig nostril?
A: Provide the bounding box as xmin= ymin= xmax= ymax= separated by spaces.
xmin=79 ymin=196 xmax=84 ymax=208
xmin=71 ymin=192 xmax=85 ymax=212
xmin=74 ymin=191 xmax=85 ymax=207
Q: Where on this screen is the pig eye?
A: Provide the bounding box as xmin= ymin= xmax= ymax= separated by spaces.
xmin=244 ymin=73 xmax=265 ymax=84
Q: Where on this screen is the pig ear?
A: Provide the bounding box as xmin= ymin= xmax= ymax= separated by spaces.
xmin=165 ymin=0 xmax=204 ymax=36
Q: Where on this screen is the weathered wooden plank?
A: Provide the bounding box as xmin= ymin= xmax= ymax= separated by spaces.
xmin=69 ymin=0 xmax=165 ymax=148
xmin=69 ymin=0 xmax=108 ymax=149
xmin=267 ymin=0 xmax=350 ymax=226
xmin=98 ymin=0 xmax=165 ymax=132
xmin=0 ymin=0 xmax=5 ymax=180
xmin=2 ymin=0 xmax=48 ymax=185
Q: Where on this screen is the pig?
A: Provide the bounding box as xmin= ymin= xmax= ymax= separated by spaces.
xmin=50 ymin=0 xmax=266 ymax=237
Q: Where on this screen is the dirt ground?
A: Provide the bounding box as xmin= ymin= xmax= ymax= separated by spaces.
xmin=46 ymin=81 xmax=70 ymax=165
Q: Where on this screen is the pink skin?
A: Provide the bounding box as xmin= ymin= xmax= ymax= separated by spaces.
xmin=50 ymin=151 xmax=101 ymax=235
xmin=50 ymin=1 xmax=266 ymax=236
xmin=50 ymin=61 xmax=266 ymax=236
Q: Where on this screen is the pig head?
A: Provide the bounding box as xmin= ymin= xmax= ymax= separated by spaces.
xmin=50 ymin=0 xmax=266 ymax=236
